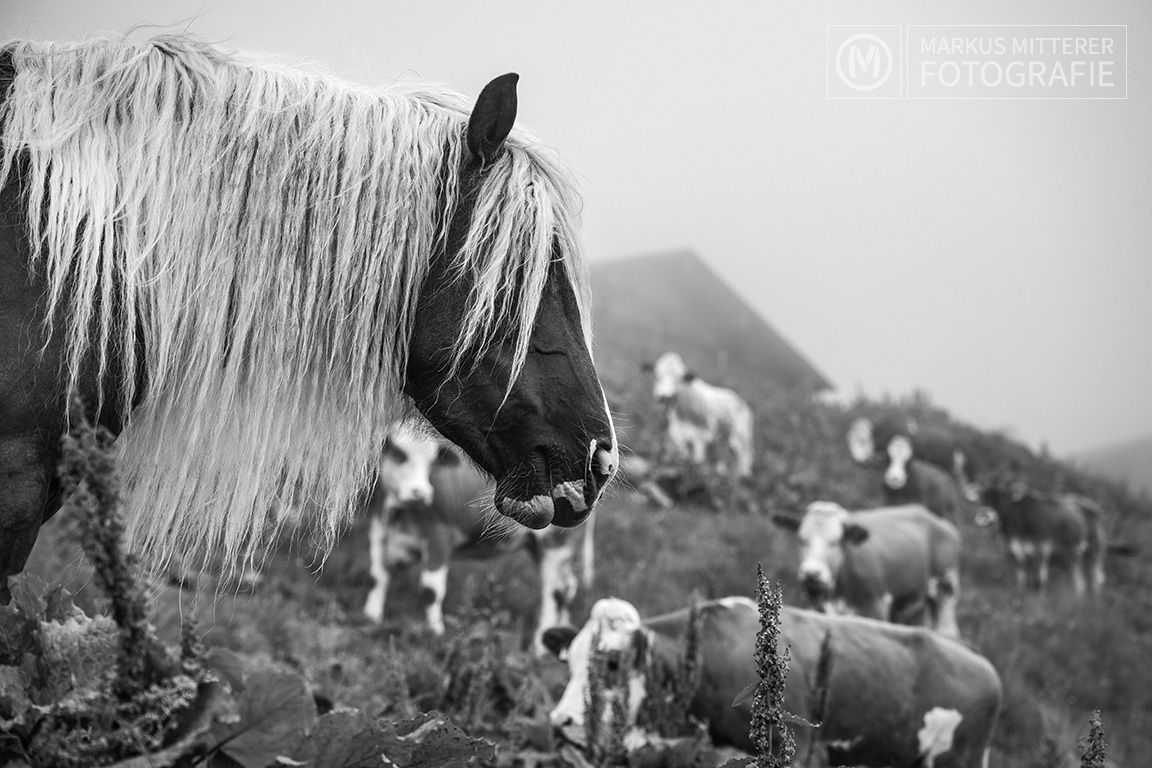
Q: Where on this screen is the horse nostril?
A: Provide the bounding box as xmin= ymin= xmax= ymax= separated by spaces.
xmin=590 ymin=438 xmax=616 ymax=478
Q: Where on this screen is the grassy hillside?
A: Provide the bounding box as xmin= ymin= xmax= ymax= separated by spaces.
xmin=13 ymin=250 xmax=1151 ymax=765
xmin=1074 ymin=435 xmax=1152 ymax=498
xmin=21 ymin=383 xmax=1152 ymax=766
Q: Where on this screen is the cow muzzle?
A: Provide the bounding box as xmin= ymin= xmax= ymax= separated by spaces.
xmin=800 ymin=571 xmax=832 ymax=603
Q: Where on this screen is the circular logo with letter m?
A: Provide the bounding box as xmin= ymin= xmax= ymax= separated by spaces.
xmin=828 ymin=27 xmax=901 ymax=99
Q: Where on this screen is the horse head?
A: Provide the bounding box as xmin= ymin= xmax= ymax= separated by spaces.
xmin=404 ymin=73 xmax=618 ymax=530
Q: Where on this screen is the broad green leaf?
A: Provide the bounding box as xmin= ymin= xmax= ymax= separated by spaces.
xmin=214 ymin=671 xmax=317 ymax=768
xmin=297 ymin=710 xmax=411 ymax=768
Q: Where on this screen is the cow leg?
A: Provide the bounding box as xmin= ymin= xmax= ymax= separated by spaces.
xmin=420 ymin=564 xmax=449 ymax=635
xmin=364 ymin=509 xmax=392 ymax=623
xmin=934 ymin=568 xmax=961 ymax=638
xmin=1037 ymin=542 xmax=1054 ymax=591
xmin=534 ymin=532 xmax=578 ymax=656
xmin=1070 ymin=544 xmax=1087 ymax=597
xmin=1007 ymin=538 xmax=1029 ymax=591
xmin=1091 ymin=551 xmax=1106 ymax=594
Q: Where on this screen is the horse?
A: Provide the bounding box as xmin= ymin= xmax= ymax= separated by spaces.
xmin=0 ymin=34 xmax=619 ymax=601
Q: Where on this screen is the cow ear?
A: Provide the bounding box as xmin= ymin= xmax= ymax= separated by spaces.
xmin=542 ymin=626 xmax=578 ymax=659
xmin=772 ymin=515 xmax=801 ymax=532
xmin=467 ymin=73 xmax=518 ymax=166
xmin=682 ymin=369 xmax=698 ymax=383
xmin=842 ymin=523 xmax=870 ymax=545
xmin=436 ymin=445 xmax=460 ymax=467
xmin=630 ymin=629 xmax=650 ymax=668
xmin=639 ymin=360 xmax=655 ymax=373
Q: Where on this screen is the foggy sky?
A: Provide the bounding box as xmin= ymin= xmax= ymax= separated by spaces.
xmin=4 ymin=0 xmax=1150 ymax=455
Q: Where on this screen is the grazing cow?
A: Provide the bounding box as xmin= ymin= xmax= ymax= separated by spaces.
xmin=363 ymin=425 xmax=593 ymax=654
xmin=882 ymin=438 xmax=963 ymax=520
xmin=544 ymin=597 xmax=1002 ymax=768
xmin=774 ymin=502 xmax=961 ymax=637
xmin=848 ymin=417 xmax=979 ymax=502
xmin=642 ymin=352 xmax=754 ymax=478
xmin=977 ymin=480 xmax=1110 ymax=595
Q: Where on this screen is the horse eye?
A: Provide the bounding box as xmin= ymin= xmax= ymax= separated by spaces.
xmin=384 ymin=443 xmax=408 ymax=463
xmin=606 ymin=658 xmax=620 ymax=674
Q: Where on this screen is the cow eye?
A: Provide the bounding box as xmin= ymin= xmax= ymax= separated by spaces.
xmin=383 ymin=443 xmax=408 ymax=463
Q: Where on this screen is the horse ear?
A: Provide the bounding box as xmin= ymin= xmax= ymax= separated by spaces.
xmin=542 ymin=626 xmax=578 ymax=659
xmin=436 ymin=445 xmax=460 ymax=467
xmin=842 ymin=523 xmax=870 ymax=545
xmin=772 ymin=515 xmax=801 ymax=532
xmin=467 ymin=73 xmax=519 ymax=165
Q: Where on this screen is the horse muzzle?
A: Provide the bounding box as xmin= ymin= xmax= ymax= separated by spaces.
xmin=494 ymin=438 xmax=617 ymax=528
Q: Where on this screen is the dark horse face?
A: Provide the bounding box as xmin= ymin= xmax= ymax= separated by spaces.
xmin=404 ymin=73 xmax=617 ymax=530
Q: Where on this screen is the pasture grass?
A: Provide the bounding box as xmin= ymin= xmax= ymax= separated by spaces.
xmin=19 ymin=386 xmax=1152 ymax=767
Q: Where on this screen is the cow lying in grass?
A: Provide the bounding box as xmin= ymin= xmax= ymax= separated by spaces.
xmin=363 ymin=424 xmax=592 ymax=654
xmin=774 ymin=502 xmax=962 ymax=637
xmin=544 ymin=597 xmax=1002 ymax=768
xmin=977 ymin=479 xmax=1123 ymax=595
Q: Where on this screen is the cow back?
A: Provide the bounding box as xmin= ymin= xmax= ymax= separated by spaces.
xmin=788 ymin=608 xmax=1001 ymax=768
xmin=884 ymin=459 xmax=962 ymax=519
xmin=840 ymin=506 xmax=959 ymax=610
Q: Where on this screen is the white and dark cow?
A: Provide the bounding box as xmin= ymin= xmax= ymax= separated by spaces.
xmin=977 ymin=480 xmax=1111 ymax=595
xmin=882 ymin=437 xmax=964 ymax=520
xmin=774 ymin=502 xmax=961 ymax=637
xmin=848 ymin=416 xmax=979 ymax=502
xmin=545 ymin=597 xmax=1002 ymax=768
xmin=642 ymin=352 xmax=754 ymax=478
xmin=363 ymin=424 xmax=594 ymax=654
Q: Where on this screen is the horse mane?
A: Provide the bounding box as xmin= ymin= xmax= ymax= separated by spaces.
xmin=0 ymin=34 xmax=590 ymax=577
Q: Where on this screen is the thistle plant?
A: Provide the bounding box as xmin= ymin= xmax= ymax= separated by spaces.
xmin=750 ymin=563 xmax=795 ymax=768
xmin=58 ymin=400 xmax=168 ymax=698
xmin=1079 ymin=710 xmax=1107 ymax=768
xmin=586 ymin=624 xmax=632 ymax=766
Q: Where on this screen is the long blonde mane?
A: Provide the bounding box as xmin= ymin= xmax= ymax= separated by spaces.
xmin=0 ymin=34 xmax=590 ymax=576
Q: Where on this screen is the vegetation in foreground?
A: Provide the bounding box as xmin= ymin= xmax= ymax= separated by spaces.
xmin=8 ymin=378 xmax=1152 ymax=766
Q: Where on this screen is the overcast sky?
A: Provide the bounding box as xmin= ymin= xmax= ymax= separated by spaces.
xmin=5 ymin=0 xmax=1150 ymax=456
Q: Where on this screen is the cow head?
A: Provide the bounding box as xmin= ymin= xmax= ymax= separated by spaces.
xmin=977 ymin=470 xmax=1031 ymax=515
xmin=884 ymin=435 xmax=914 ymax=490
xmin=545 ymin=598 xmax=650 ymax=736
xmin=378 ymin=425 xmax=461 ymax=508
xmin=774 ymin=501 xmax=869 ymax=608
xmin=648 ymin=352 xmax=693 ymax=405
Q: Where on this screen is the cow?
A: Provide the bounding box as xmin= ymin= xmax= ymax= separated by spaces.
xmin=977 ymin=479 xmax=1111 ymax=595
xmin=773 ymin=502 xmax=961 ymax=637
xmin=882 ymin=437 xmax=964 ymax=520
xmin=848 ymin=416 xmax=980 ymax=502
xmin=641 ymin=351 xmax=754 ymax=478
xmin=362 ymin=424 xmax=594 ymax=654
xmin=544 ymin=597 xmax=1002 ymax=768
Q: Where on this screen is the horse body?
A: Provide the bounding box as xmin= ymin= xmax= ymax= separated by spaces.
xmin=0 ymin=36 xmax=618 ymax=599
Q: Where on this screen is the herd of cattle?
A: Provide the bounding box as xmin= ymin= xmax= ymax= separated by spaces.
xmin=344 ymin=350 xmax=1130 ymax=767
